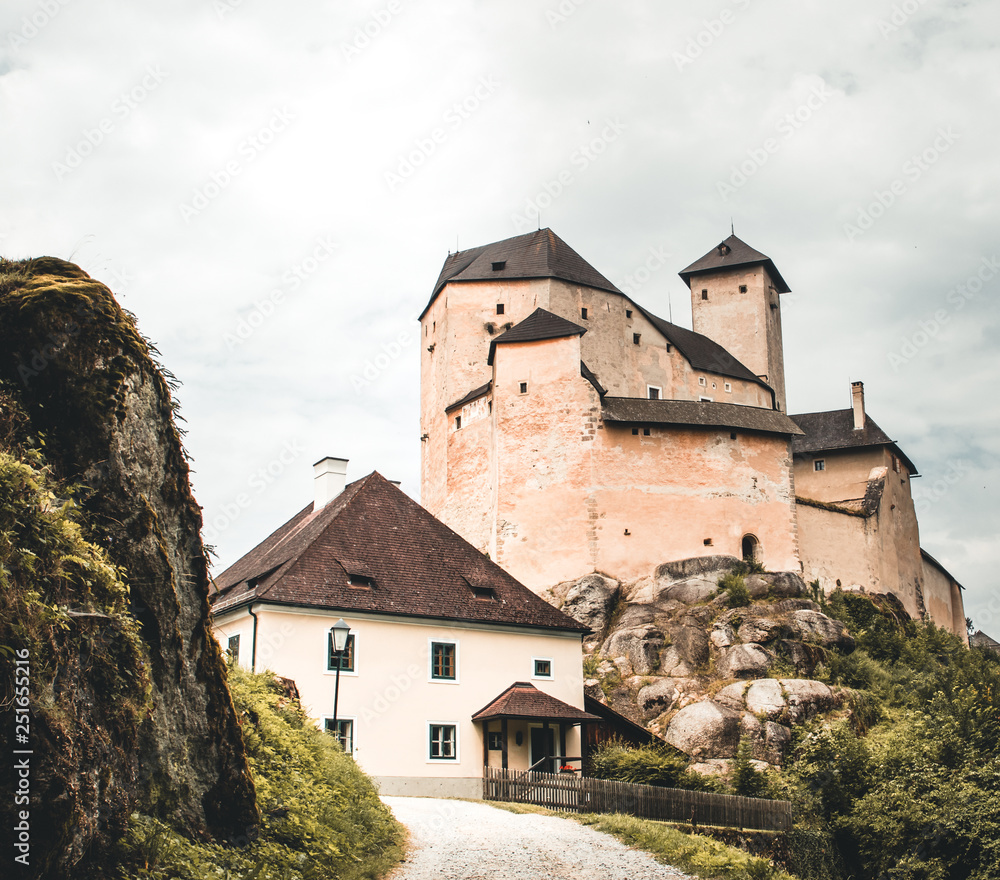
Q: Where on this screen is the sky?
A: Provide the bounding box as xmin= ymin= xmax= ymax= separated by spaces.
xmin=2 ymin=0 xmax=998 ymax=629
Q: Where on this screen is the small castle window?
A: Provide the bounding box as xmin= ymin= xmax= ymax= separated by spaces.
xmin=519 ymin=382 xmax=528 ymax=394
xmin=581 ymin=307 xmax=588 ymax=319
xmin=633 ymin=333 xmax=641 ymax=344
xmin=643 ymin=428 xmax=651 ymax=436
xmin=626 ymin=309 xmax=633 ymax=318
xmin=739 ymin=285 xmax=748 ymax=294
xmin=725 ymin=382 xmax=732 ymax=393
xmin=814 ymin=460 xmax=825 ymax=472
xmin=666 ymin=344 xmax=672 ymax=353
xmin=492 ymin=261 xmax=506 ymax=271
xmin=704 ymin=538 xmax=713 ymax=546
xmin=496 ymin=303 xmax=505 ymax=315
xmin=455 ymin=416 xmax=462 ymax=429
xmin=698 ymin=377 xmax=707 ymax=386
xmin=730 ymin=432 xmax=737 ymax=440
xmin=631 ymin=428 xmax=639 ymax=435
xmin=647 ymin=386 xmax=661 ymax=400
xmin=701 ymin=289 xmax=708 ymax=300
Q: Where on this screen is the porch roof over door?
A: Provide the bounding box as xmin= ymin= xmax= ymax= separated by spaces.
xmin=471 ymin=682 xmax=600 ymax=724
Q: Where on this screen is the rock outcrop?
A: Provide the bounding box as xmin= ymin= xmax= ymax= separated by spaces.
xmin=0 ymin=258 xmax=258 ymax=878
xmin=555 ymin=559 xmax=863 ymax=773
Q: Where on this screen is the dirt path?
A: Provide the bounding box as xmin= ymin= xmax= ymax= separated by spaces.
xmin=382 ymin=796 xmax=694 ymax=880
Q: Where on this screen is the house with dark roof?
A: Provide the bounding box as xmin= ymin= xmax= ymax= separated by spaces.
xmin=210 ymin=458 xmax=600 ymax=797
xmin=790 ymin=382 xmax=965 ymax=638
xmin=418 ymin=228 xmax=967 ymax=640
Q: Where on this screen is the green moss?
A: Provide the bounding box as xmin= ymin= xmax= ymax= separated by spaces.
xmin=107 ymin=666 xmax=404 ymax=880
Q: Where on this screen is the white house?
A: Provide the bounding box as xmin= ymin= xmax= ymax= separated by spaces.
xmin=210 ymin=457 xmax=597 ymax=798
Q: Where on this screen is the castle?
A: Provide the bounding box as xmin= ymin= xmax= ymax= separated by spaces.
xmin=418 ymin=229 xmax=966 ymax=640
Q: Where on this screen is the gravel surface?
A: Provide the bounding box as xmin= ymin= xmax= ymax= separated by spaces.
xmin=383 ymin=796 xmax=696 ymax=880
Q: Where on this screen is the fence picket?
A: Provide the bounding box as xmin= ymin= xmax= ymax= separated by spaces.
xmin=482 ymin=767 xmax=792 ymax=832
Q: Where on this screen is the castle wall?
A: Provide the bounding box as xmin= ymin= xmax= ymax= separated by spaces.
xmin=689 ymin=265 xmax=786 ymax=411
xmin=794 ymin=446 xmax=888 ymax=505
xmin=797 ymin=503 xmax=882 ymax=595
xmin=922 ymin=557 xmax=968 ymax=643
xmin=488 ymin=334 xmax=798 ymax=590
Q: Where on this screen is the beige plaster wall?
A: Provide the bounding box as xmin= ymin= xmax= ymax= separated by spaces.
xmin=211 ymin=605 xmax=585 ymax=781
xmin=797 ymin=503 xmax=879 ymax=595
xmin=922 ymin=558 xmax=968 ymax=643
xmin=794 ymin=447 xmax=887 ymax=505
xmin=488 ymin=333 xmax=799 ymax=589
xmin=689 ymin=266 xmax=787 ymax=411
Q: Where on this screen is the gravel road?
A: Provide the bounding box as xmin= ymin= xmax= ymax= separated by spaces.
xmin=382 ymin=796 xmax=695 ymax=880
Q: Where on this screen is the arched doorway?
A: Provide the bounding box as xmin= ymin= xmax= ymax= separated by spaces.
xmin=742 ymin=534 xmax=760 ymax=565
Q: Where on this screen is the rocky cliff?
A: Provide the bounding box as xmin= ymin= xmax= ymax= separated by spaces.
xmin=544 ymin=556 xmax=878 ymax=776
xmin=0 ymin=257 xmax=258 ymax=878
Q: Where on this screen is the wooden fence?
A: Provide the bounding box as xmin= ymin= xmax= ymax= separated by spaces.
xmin=483 ymin=767 xmax=792 ymax=832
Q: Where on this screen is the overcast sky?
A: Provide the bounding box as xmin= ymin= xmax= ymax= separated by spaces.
xmin=3 ymin=0 xmax=998 ymax=629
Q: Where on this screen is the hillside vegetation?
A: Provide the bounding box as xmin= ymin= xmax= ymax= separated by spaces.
xmin=587 ymin=577 xmax=1000 ymax=879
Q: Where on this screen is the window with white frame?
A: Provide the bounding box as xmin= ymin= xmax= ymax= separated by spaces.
xmin=532 ymin=658 xmax=553 ymax=679
xmin=724 ymin=382 xmax=732 ymax=393
xmin=647 ymin=385 xmax=661 ymax=400
xmin=814 ymin=460 xmax=826 ymax=472
xmin=323 ymin=717 xmax=355 ymax=754
xmin=430 ymin=640 xmax=458 ymax=682
xmin=428 ymin=723 xmax=458 ymax=760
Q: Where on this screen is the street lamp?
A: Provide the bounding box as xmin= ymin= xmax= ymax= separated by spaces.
xmin=330 ymin=618 xmax=351 ymax=749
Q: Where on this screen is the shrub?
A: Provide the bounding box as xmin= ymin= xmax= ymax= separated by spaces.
xmin=109 ymin=666 xmax=403 ymax=880
xmin=588 ymin=740 xmax=718 ymax=792
xmin=718 ymin=572 xmax=751 ymax=608
xmin=730 ymin=736 xmax=771 ymax=798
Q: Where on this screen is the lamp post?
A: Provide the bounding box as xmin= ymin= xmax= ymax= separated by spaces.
xmin=330 ymin=618 xmax=351 ymax=749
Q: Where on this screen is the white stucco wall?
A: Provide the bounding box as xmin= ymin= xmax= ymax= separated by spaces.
xmin=212 ymin=605 xmax=586 ymax=793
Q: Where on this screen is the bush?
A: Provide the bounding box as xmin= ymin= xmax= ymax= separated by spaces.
xmin=730 ymin=736 xmax=771 ymax=798
xmin=588 ymin=740 xmax=718 ymax=791
xmin=109 ymin=666 xmax=403 ymax=880
xmin=718 ymin=572 xmax=751 ymax=608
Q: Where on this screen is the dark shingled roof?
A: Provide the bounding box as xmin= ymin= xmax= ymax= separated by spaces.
xmin=421 ymin=228 xmax=622 ymax=319
xmin=790 ymin=409 xmax=918 ymax=474
xmin=471 ymin=681 xmax=600 ymax=723
xmin=487 ymin=307 xmax=586 ymax=365
xmin=602 ymin=397 xmax=804 ymax=436
xmin=633 ymin=304 xmax=773 ymax=396
xmin=580 ymin=361 xmax=606 ymax=396
xmin=446 ymin=381 xmax=491 ymax=413
xmin=210 ymin=472 xmax=587 ymax=633
xmin=679 ymin=234 xmax=791 ymax=293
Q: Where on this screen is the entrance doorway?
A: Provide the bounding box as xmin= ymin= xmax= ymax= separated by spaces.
xmin=742 ymin=534 xmax=760 ymax=565
xmin=530 ymin=726 xmax=555 ymax=773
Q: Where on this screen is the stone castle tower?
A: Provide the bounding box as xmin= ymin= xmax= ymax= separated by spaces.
xmin=680 ymin=235 xmax=789 ymax=413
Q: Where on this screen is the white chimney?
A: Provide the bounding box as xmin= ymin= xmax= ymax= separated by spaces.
xmin=851 ymin=381 xmax=865 ymax=431
xmin=313 ymin=457 xmax=348 ymax=509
